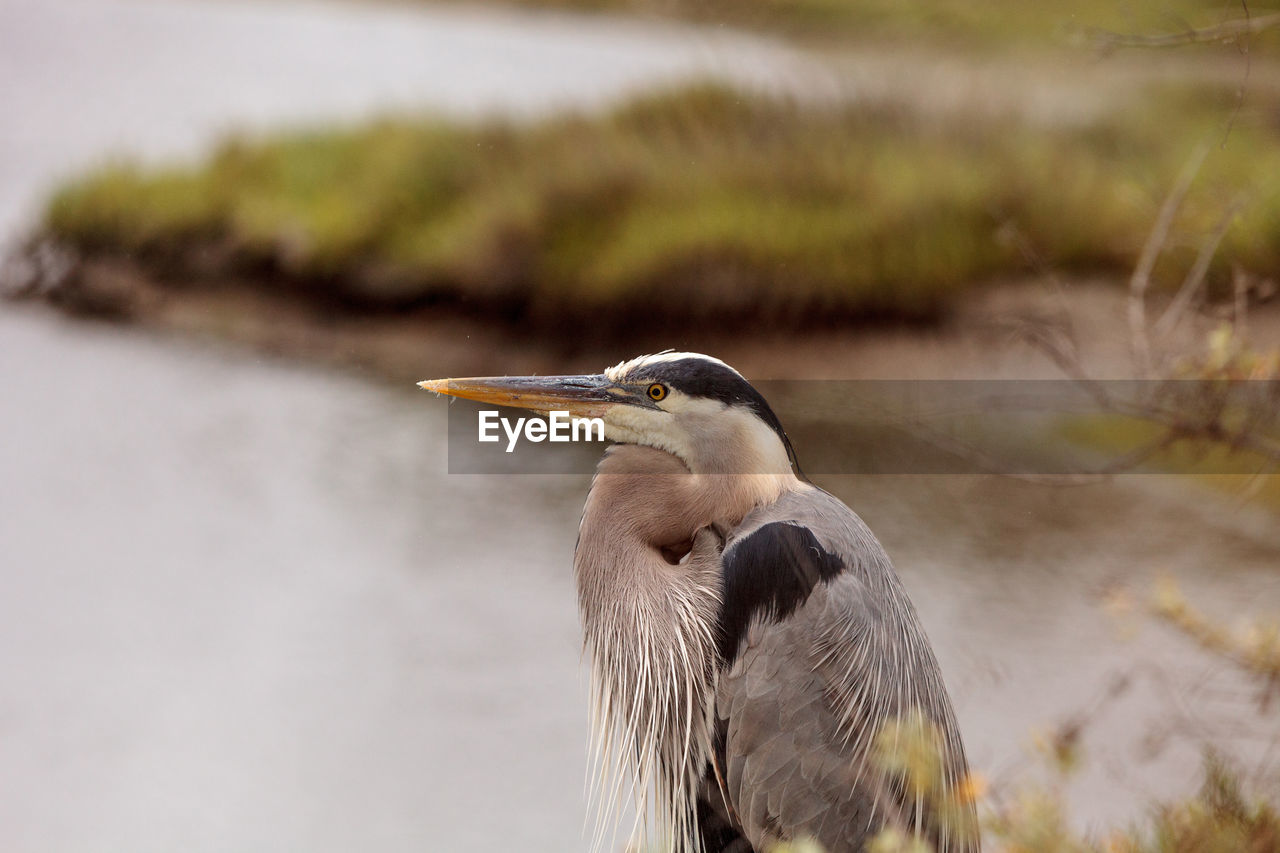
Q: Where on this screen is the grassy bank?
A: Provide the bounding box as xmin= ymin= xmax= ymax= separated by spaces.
xmin=38 ymin=84 xmax=1280 ymax=330
xmin=451 ymin=0 xmax=1280 ymax=51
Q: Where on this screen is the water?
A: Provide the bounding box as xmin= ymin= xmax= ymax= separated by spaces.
xmin=0 ymin=306 xmax=593 ymax=850
xmin=2 ymin=0 xmax=1279 ymax=850
xmin=4 ymin=305 xmax=1278 ymax=852
xmin=0 ymin=0 xmax=828 ymax=241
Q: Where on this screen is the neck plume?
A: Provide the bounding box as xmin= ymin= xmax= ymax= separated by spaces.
xmin=574 ymin=444 xmax=780 ymax=852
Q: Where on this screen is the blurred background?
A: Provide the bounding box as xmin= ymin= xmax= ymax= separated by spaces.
xmin=2 ymin=0 xmax=1279 ymax=850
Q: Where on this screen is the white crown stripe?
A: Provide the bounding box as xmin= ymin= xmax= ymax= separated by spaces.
xmin=605 ymin=352 xmax=741 ymax=383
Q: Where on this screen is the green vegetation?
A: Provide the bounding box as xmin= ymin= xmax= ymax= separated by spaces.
xmin=997 ymin=582 xmax=1280 ymax=852
xmin=768 ymin=580 xmax=1280 ymax=852
xmin=1062 ymin=415 xmax=1280 ymax=512
xmin=1056 ymin=324 xmax=1280 ymax=512
xmin=986 ymin=757 xmax=1280 ymax=852
xmin=453 ymin=0 xmax=1280 ymax=51
xmin=774 ymin=736 xmax=1280 ymax=852
xmin=41 ymin=84 xmax=1280 ymax=328
xmin=863 ymin=582 xmax=1280 ymax=852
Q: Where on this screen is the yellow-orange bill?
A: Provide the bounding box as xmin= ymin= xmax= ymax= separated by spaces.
xmin=416 ymin=374 xmax=624 ymax=417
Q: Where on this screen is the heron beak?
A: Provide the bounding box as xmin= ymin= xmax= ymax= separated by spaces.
xmin=416 ymin=374 xmax=631 ymax=417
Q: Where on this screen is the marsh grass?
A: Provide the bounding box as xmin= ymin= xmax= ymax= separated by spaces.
xmin=41 ymin=85 xmax=1280 ymax=330
xmin=445 ymin=0 xmax=1280 ymax=51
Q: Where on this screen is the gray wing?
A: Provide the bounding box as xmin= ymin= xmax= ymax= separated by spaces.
xmin=707 ymin=488 xmax=979 ymax=853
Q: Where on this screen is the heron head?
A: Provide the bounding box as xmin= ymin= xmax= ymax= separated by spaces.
xmin=419 ymin=351 xmax=798 ymax=476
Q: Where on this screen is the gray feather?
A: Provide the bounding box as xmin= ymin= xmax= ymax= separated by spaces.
xmin=713 ymin=487 xmax=979 ymax=852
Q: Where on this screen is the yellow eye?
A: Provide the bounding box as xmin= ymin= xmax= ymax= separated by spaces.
xmin=647 ymin=383 xmax=667 ymax=402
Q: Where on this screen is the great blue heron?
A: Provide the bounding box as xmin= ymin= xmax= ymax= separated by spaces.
xmin=420 ymin=352 xmax=978 ymax=853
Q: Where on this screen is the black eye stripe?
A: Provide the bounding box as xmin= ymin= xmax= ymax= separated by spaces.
xmin=627 ymin=357 xmax=801 ymax=477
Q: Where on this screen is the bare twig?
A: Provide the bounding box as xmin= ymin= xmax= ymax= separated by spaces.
xmin=1007 ymin=320 xmax=1113 ymax=410
xmin=888 ymin=410 xmax=1180 ymax=486
xmin=1231 ymin=464 xmax=1278 ymax=510
xmin=1152 ymin=195 xmax=1244 ymax=339
xmin=1088 ymin=12 xmax=1280 ymax=50
xmin=1233 ymin=264 xmax=1250 ymax=341
xmin=1129 ymin=144 xmax=1209 ymax=376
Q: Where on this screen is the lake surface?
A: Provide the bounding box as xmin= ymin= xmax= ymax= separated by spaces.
xmin=2 ymin=1 xmax=1279 ymax=851
xmin=4 ymin=304 xmax=1278 ymax=852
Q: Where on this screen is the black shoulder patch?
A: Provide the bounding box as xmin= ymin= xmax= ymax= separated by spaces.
xmin=717 ymin=521 xmax=845 ymax=667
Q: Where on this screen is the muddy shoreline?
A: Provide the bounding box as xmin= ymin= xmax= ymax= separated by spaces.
xmin=13 ymin=246 xmax=1245 ymax=385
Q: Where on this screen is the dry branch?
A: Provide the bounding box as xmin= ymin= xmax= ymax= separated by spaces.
xmin=1088 ymin=12 xmax=1280 ymax=50
xmin=1129 ymin=144 xmax=1208 ymax=376
xmin=1153 ymin=196 xmax=1245 ymax=340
